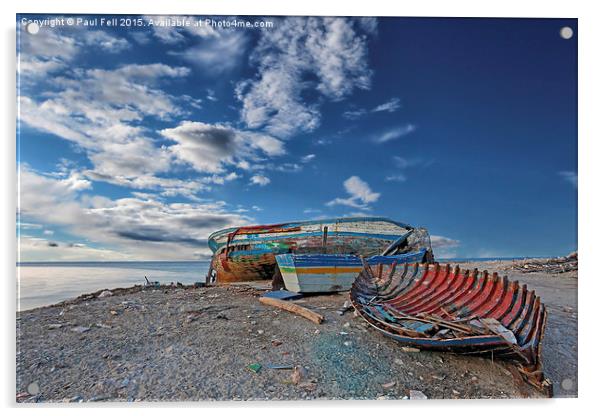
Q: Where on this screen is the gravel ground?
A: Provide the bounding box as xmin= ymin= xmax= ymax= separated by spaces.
xmin=16 ymin=261 xmax=577 ymax=402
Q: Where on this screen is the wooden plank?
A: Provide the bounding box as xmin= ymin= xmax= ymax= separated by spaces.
xmin=259 ymin=297 xmax=324 ymax=324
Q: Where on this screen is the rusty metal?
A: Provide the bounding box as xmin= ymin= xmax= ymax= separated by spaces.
xmin=350 ymin=262 xmax=551 ymax=392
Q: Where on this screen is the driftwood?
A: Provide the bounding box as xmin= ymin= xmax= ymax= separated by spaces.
xmin=259 ymin=297 xmax=324 ymax=324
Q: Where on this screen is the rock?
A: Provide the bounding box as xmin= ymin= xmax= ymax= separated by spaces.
xmin=48 ymin=323 xmax=63 ymax=330
xmin=382 ymin=381 xmax=396 ymax=389
xmin=409 ymin=390 xmax=428 ymax=400
xmin=343 ymin=322 xmax=350 ymax=328
xmin=27 ymin=382 xmax=40 ymax=395
xmin=343 ymin=341 xmax=352 ymax=347
xmin=314 ymin=329 xmax=320 ymax=334
xmin=401 ymin=346 xmax=420 ymax=353
xmin=339 ymin=331 xmax=349 ymax=336
xmin=394 ymin=358 xmax=404 ymax=365
xmin=94 ymin=323 xmax=111 ymax=329
xmin=98 ymin=290 xmax=113 ymax=298
xmin=71 ymin=326 xmax=90 ymax=333
xmin=110 ymin=310 xmax=118 ymax=316
xmin=257 ymin=330 xmax=264 ymax=335
xmin=291 ymin=366 xmax=307 ymax=384
xmin=271 ymin=340 xmax=283 ymax=347
xmin=298 ymin=381 xmax=317 ymax=391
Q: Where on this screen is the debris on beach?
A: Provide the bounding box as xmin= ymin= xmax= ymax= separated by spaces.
xmin=259 ymin=297 xmax=324 ymax=324
xmin=351 ymin=262 xmax=551 ymax=393
xmin=506 ymin=252 xmax=577 ymax=274
xmin=247 ymin=363 xmax=262 ymax=373
xmin=144 ymin=276 xmax=160 ymax=288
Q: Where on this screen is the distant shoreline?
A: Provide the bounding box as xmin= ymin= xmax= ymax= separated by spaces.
xmin=16 ymin=256 xmax=552 ymax=266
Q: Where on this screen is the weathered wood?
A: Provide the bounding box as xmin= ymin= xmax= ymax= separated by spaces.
xmin=259 ymin=297 xmax=324 ymax=324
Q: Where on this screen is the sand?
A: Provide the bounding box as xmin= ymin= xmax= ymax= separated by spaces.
xmin=16 ymin=260 xmax=577 ymax=402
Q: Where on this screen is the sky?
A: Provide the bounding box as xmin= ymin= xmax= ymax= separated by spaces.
xmin=16 ymin=15 xmax=577 ymax=261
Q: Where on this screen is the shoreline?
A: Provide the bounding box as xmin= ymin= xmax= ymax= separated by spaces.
xmin=16 ymin=259 xmax=577 ymax=402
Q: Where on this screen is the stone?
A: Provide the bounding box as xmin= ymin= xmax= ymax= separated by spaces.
xmin=98 ymin=290 xmax=113 ymax=298
xmin=71 ymin=326 xmax=90 ymax=333
xmin=409 ymin=390 xmax=428 ymax=400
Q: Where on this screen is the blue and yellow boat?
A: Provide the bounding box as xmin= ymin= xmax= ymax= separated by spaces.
xmin=275 ymin=250 xmax=428 ymax=293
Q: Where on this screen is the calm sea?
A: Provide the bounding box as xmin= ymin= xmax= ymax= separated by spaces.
xmin=16 ymin=257 xmax=535 ymax=311
xmin=16 ymin=261 xmax=210 ymax=311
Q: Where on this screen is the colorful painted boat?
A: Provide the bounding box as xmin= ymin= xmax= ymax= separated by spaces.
xmin=206 ymin=217 xmax=432 ymax=284
xmin=350 ymin=262 xmax=550 ymax=391
xmin=276 ymin=250 xmax=428 ymax=293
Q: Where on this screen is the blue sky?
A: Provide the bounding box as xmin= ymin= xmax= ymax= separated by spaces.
xmin=17 ymin=15 xmax=577 ymax=261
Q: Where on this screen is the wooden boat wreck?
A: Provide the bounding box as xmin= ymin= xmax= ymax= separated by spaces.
xmin=350 ymin=262 xmax=550 ymax=391
xmin=276 ymin=250 xmax=428 ymax=293
xmin=206 ymin=217 xmax=433 ymax=284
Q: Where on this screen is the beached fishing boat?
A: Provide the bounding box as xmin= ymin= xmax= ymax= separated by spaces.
xmin=276 ymin=250 xmax=428 ymax=293
xmin=350 ymin=262 xmax=550 ymax=391
xmin=206 ymin=217 xmax=432 ymax=284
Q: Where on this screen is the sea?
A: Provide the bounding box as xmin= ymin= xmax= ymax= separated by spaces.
xmin=16 ymin=257 xmax=535 ymax=311
xmin=17 ymin=261 xmax=210 ymax=311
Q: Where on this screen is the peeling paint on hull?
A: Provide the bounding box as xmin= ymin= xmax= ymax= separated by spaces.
xmin=206 ymin=217 xmax=432 ymax=284
xmin=276 ymin=250 xmax=428 ymax=293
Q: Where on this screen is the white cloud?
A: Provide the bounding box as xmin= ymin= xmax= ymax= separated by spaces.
xmin=237 ymin=17 xmax=376 ymax=138
xmin=385 ymin=174 xmax=407 ymax=182
xmin=374 ymin=124 xmax=417 ymax=143
xmin=17 ymin=63 xmax=226 ymax=198
xmin=559 ymin=171 xmax=577 ymax=188
xmin=301 ymin=154 xmax=316 ymax=163
xmin=342 ymin=108 xmax=368 ymax=120
xmin=250 ymin=175 xmax=271 ymax=186
xmin=18 ymin=26 xmax=130 ymax=78
xmin=160 ymin=121 xmax=285 ymax=174
xmin=430 ymin=235 xmax=460 ymax=259
xmin=82 ymin=31 xmax=131 ymax=53
xmin=145 ymin=16 xmax=248 ymax=74
xmin=19 ymin=235 xmax=130 ymax=262
xmin=327 ymin=176 xmax=380 ymax=210
xmin=18 ymin=166 xmax=251 ymax=260
xmin=206 ymin=89 xmax=218 ymax=102
xmin=171 ymin=30 xmax=248 ymax=74
xmin=372 ymin=97 xmax=401 ymax=113
xmin=343 ymin=97 xmax=401 ymax=120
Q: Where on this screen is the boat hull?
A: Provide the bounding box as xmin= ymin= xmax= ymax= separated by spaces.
xmin=276 ymin=250 xmax=428 ymax=293
xmin=207 ymin=217 xmax=432 ymax=284
xmin=350 ymin=262 xmax=549 ymax=391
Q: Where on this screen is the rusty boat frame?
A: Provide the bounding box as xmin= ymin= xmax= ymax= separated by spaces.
xmin=350 ymin=261 xmax=551 ymax=392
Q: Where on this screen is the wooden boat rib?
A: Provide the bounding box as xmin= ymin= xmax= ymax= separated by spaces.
xmin=206 ymin=217 xmax=433 ymax=284
xmin=350 ymin=262 xmax=550 ymax=391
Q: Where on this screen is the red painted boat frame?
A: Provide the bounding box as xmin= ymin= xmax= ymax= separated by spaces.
xmin=350 ymin=262 xmax=551 ymax=392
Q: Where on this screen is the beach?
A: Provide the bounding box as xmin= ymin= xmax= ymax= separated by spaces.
xmin=16 ymin=259 xmax=577 ymax=402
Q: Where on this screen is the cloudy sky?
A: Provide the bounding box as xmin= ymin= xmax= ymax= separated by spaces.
xmin=17 ymin=15 xmax=577 ymax=261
